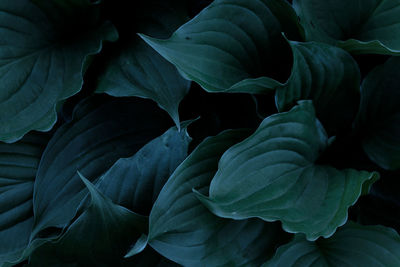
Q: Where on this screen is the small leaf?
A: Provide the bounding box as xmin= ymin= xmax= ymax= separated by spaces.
xmin=355 ymin=56 xmax=400 ymax=170
xmin=95 ymin=123 xmax=192 ymax=215
xmin=140 ymin=0 xmax=302 ymax=93
xmin=196 ymin=101 xmax=379 ymax=240
xmin=149 ymin=129 xmax=289 ymax=266
xmin=294 ymin=0 xmax=400 ymax=55
xmin=276 ymin=41 xmax=360 ymax=134
xmin=96 ymin=0 xmax=191 ymax=128
xmin=125 ymin=234 xmax=148 ymax=258
xmin=0 ymin=132 xmax=49 ymax=266
xmin=32 ymin=95 xmax=170 ymax=239
xmin=263 ymin=222 xmax=400 ymax=266
xmin=0 ymin=0 xmax=118 ymax=142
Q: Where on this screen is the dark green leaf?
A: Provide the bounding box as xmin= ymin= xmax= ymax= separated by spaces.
xmin=294 ymin=0 xmax=400 ymax=54
xmin=0 ymin=0 xmax=118 ymax=142
xmin=196 ymin=101 xmax=379 ymax=240
xmin=275 ymin=41 xmax=360 ymax=134
xmin=0 ymin=132 xmax=49 ymax=266
xmin=95 ymin=123 xmax=192 ymax=215
xmin=140 ymin=0 xmax=302 ymax=93
xmin=149 ymin=129 xmax=289 ymax=266
xmin=96 ymin=1 xmax=190 ymax=128
xmin=355 ymin=57 xmax=400 ymax=170
xmin=263 ymin=222 xmax=400 ymax=266
xmin=31 ymin=95 xmax=170 ymax=239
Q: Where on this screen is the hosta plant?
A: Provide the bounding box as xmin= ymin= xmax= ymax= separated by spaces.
xmin=1 ymin=0 xmax=400 ymax=266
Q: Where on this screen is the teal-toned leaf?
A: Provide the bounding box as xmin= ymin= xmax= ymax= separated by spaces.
xmin=95 ymin=123 xmax=192 ymax=215
xmin=355 ymin=57 xmax=400 ymax=170
xmin=0 ymin=0 xmax=118 ymax=143
xmin=275 ymin=41 xmax=360 ymax=134
xmin=32 ymin=95 xmax=170 ymax=239
xmin=96 ymin=1 xmax=190 ymax=128
xmin=196 ymin=101 xmax=379 ymax=241
xmin=28 ymin=174 xmax=147 ymax=266
xmin=140 ymin=0 xmax=302 ymax=93
xmin=149 ymin=129 xmax=290 ymax=266
xmin=125 ymin=234 xmax=148 ymax=258
xmin=263 ymin=222 xmax=400 ymax=266
xmin=293 ymin=0 xmax=400 ymax=55
xmin=0 ymin=132 xmax=49 ymax=266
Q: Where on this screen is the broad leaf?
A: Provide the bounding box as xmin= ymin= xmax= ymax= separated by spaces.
xmin=0 ymin=132 xmax=49 ymax=266
xmin=293 ymin=0 xmax=400 ymax=54
xmin=355 ymin=57 xmax=400 ymax=170
xmin=32 ymin=95 xmax=170 ymax=239
xmin=96 ymin=0 xmax=190 ymax=128
xmin=196 ymin=101 xmax=379 ymax=240
xmin=28 ymin=174 xmax=147 ymax=266
xmin=140 ymin=0 xmax=302 ymax=93
xmin=0 ymin=0 xmax=118 ymax=143
xmin=263 ymin=222 xmax=400 ymax=266
xmin=95 ymin=123 xmax=192 ymax=215
xmin=275 ymin=41 xmax=360 ymax=134
xmin=149 ymin=129 xmax=289 ymax=266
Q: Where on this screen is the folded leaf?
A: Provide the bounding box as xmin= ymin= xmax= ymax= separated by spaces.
xmin=294 ymin=0 xmax=400 ymax=54
xmin=276 ymin=41 xmax=360 ymax=134
xmin=95 ymin=123 xmax=191 ymax=215
xmin=196 ymin=101 xmax=379 ymax=240
xmin=0 ymin=0 xmax=118 ymax=143
xmin=0 ymin=132 xmax=49 ymax=266
xmin=149 ymin=129 xmax=289 ymax=266
xmin=263 ymin=222 xmax=400 ymax=266
xmin=96 ymin=0 xmax=190 ymax=128
xmin=140 ymin=0 xmax=302 ymax=93
xmin=32 ymin=95 xmax=170 ymax=239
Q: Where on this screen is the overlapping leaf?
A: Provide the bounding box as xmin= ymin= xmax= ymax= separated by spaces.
xmin=196 ymin=101 xmax=379 ymax=240
xmin=355 ymin=57 xmax=400 ymax=170
xmin=263 ymin=222 xmax=400 ymax=266
xmin=149 ymin=129 xmax=289 ymax=266
xmin=32 ymin=95 xmax=170 ymax=239
xmin=0 ymin=0 xmax=118 ymax=142
xmin=276 ymin=41 xmax=360 ymax=134
xmin=96 ymin=0 xmax=190 ymax=128
xmin=294 ymin=0 xmax=400 ymax=54
xmin=140 ymin=0 xmax=302 ymax=93
xmin=0 ymin=132 xmax=49 ymax=266
xmin=95 ymin=123 xmax=192 ymax=215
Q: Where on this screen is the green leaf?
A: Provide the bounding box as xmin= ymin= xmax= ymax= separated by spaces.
xmin=149 ymin=129 xmax=289 ymax=266
xmin=0 ymin=0 xmax=118 ymax=143
xmin=293 ymin=0 xmax=400 ymax=55
xmin=355 ymin=57 xmax=400 ymax=170
xmin=196 ymin=101 xmax=379 ymax=241
xmin=275 ymin=41 xmax=360 ymax=134
xmin=140 ymin=0 xmax=302 ymax=93
xmin=96 ymin=1 xmax=191 ymax=128
xmin=31 ymin=95 xmax=171 ymax=239
xmin=263 ymin=222 xmax=400 ymax=266
xmin=28 ymin=173 xmax=147 ymax=266
xmin=0 ymin=132 xmax=49 ymax=266
xmin=95 ymin=123 xmax=192 ymax=215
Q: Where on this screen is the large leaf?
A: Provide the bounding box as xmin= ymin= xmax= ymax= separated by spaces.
xmin=0 ymin=132 xmax=49 ymax=266
xmin=263 ymin=222 xmax=400 ymax=266
xmin=149 ymin=129 xmax=289 ymax=266
xmin=0 ymin=0 xmax=118 ymax=143
xmin=31 ymin=95 xmax=171 ymax=239
xmin=196 ymin=101 xmax=379 ymax=241
xmin=95 ymin=123 xmax=191 ymax=215
xmin=293 ymin=0 xmax=400 ymax=55
xmin=355 ymin=57 xmax=400 ymax=170
xmin=140 ymin=0 xmax=302 ymax=93
xmin=275 ymin=41 xmax=360 ymax=134
xmin=96 ymin=0 xmax=190 ymax=128
xmin=28 ymin=174 xmax=147 ymax=266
